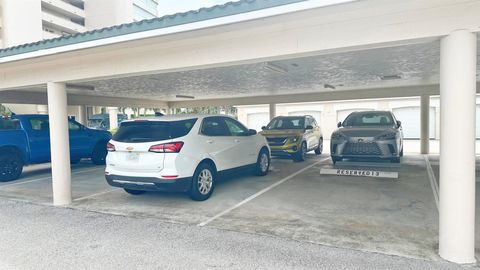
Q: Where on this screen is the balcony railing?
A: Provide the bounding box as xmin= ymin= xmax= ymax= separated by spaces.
xmin=42 ymin=12 xmax=86 ymax=33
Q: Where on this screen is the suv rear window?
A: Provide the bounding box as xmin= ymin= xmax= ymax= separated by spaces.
xmin=0 ymin=119 xmax=21 ymax=130
xmin=113 ymin=119 xmax=197 ymax=143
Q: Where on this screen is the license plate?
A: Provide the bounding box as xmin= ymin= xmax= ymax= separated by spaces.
xmin=126 ymin=153 xmax=139 ymax=162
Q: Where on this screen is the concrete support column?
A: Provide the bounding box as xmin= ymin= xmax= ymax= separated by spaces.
xmin=108 ymin=107 xmax=118 ymax=130
xmin=269 ymin=103 xmax=276 ymax=120
xmin=46 ymin=82 xmax=72 ymax=206
xmin=36 ymin=105 xmax=48 ymax=114
xmin=420 ymin=95 xmax=430 ymax=154
xmin=439 ymin=30 xmax=477 ymax=264
xmin=77 ymin=105 xmax=87 ymax=125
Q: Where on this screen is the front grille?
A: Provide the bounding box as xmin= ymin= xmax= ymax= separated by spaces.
xmin=343 ymin=142 xmax=381 ymax=156
xmin=267 ymin=137 xmax=287 ymax=146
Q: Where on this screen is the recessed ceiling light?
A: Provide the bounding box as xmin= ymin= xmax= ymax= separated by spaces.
xmin=380 ymin=74 xmax=402 ymax=80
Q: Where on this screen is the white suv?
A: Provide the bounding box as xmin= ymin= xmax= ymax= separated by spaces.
xmin=105 ymin=115 xmax=270 ymax=201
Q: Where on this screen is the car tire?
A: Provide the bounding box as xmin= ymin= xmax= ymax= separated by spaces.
xmin=332 ymin=156 xmax=342 ymax=165
xmin=124 ymin=188 xmax=146 ymax=195
xmin=0 ymin=151 xmax=23 ymax=182
xmin=189 ymin=163 xmax=216 ymax=201
xmin=254 ymin=148 xmax=270 ymax=176
xmin=91 ymin=141 xmax=108 ymax=165
xmin=314 ymin=138 xmax=323 ymax=155
xmin=293 ymin=142 xmax=307 ymax=162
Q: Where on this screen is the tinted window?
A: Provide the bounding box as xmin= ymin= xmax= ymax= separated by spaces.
xmin=69 ymin=121 xmax=81 ymax=131
xmin=225 ymin=118 xmax=248 ymax=136
xmin=0 ymin=119 xmax=20 ymax=130
xmin=201 ymin=117 xmax=230 ymax=136
xmin=113 ymin=119 xmax=197 ymax=143
xmin=266 ymin=117 xmax=305 ymax=130
xmin=30 ymin=118 xmax=50 ymax=131
xmin=343 ymin=112 xmax=394 ymax=127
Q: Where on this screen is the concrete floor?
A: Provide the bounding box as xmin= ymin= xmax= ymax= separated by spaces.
xmin=0 ymin=154 xmax=452 ymax=261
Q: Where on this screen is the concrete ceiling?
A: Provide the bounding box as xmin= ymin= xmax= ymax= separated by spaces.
xmin=77 ymin=40 xmax=446 ymax=102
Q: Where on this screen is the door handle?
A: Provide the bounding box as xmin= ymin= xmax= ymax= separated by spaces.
xmin=206 ymin=139 xmax=214 ymax=144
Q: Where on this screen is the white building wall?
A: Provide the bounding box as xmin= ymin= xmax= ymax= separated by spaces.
xmin=0 ymin=0 xmax=42 ymax=48
xmin=84 ymin=0 xmax=134 ymax=29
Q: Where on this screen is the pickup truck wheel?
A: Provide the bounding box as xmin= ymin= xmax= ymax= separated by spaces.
xmin=91 ymin=142 xmax=107 ymax=165
xmin=0 ymin=153 xmax=23 ymax=182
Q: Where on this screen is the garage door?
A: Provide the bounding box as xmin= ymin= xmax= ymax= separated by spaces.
xmin=247 ymin=112 xmax=269 ymax=131
xmin=288 ymin=111 xmax=321 ymax=124
xmin=392 ymin=107 xmax=435 ymax=139
xmin=336 ymin=109 xmax=372 ymax=123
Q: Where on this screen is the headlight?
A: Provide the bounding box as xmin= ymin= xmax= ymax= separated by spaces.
xmin=376 ymin=132 xmax=397 ymax=140
xmin=331 ymin=132 xmax=346 ymax=140
xmin=288 ymin=137 xmax=301 ymax=143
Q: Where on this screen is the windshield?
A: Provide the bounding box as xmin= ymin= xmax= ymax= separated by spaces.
xmin=343 ymin=112 xmax=394 ymax=127
xmin=0 ymin=119 xmax=20 ymax=130
xmin=266 ymin=117 xmax=305 ymax=130
xmin=113 ymin=119 xmax=197 ymax=143
xmin=88 ymin=119 xmax=105 ymax=128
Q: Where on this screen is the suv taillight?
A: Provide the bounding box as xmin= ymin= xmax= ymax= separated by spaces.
xmin=149 ymin=142 xmax=184 ymax=153
xmin=106 ymin=142 xmax=116 ymax=152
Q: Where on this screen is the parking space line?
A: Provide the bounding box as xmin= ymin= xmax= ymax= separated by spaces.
xmin=0 ymin=167 xmax=102 ymax=189
xmin=73 ymin=189 xmax=118 ymax=202
xmin=424 ymin=155 xmax=439 ymax=211
xmin=197 ymin=157 xmax=330 ymax=227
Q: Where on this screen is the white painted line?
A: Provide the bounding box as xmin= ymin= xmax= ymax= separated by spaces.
xmin=73 ymin=189 xmax=117 ymax=202
xmin=0 ymin=167 xmax=102 ymax=189
xmin=424 ymin=155 xmax=439 ymax=210
xmin=321 ymin=168 xmax=398 ymax=179
xmin=197 ymin=157 xmax=330 ymax=227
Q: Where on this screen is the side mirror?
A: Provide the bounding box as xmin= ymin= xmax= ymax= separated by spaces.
xmin=396 ymin=120 xmax=402 ymax=128
xmin=261 ymin=126 xmax=267 ymax=130
xmin=246 ymin=129 xmax=257 ymax=136
xmin=337 ymin=122 xmax=342 ymax=128
xmin=306 ymin=125 xmax=314 ymax=130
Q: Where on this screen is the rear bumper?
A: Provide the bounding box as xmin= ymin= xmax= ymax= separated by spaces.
xmin=105 ymin=174 xmax=192 ymax=192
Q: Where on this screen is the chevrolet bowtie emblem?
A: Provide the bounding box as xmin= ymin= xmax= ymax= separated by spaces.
xmin=126 ymin=146 xmax=134 ymax=151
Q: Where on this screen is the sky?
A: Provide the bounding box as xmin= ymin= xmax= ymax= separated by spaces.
xmin=157 ymin=0 xmax=234 ymax=16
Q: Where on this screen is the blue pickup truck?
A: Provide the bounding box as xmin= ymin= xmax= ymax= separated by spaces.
xmin=0 ymin=114 xmax=112 ymax=181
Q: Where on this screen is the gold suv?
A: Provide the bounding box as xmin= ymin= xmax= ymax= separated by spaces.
xmin=260 ymin=116 xmax=323 ymax=161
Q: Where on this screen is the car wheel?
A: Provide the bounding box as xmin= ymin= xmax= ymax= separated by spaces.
xmin=332 ymin=156 xmax=342 ymax=165
xmin=0 ymin=152 xmax=23 ymax=182
xmin=124 ymin=188 xmax=146 ymax=195
xmin=91 ymin=141 xmax=108 ymax=165
xmin=293 ymin=142 xmax=307 ymax=162
xmin=254 ymin=148 xmax=270 ymax=176
xmin=314 ymin=138 xmax=323 ymax=155
xmin=189 ymin=163 xmax=215 ymax=201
